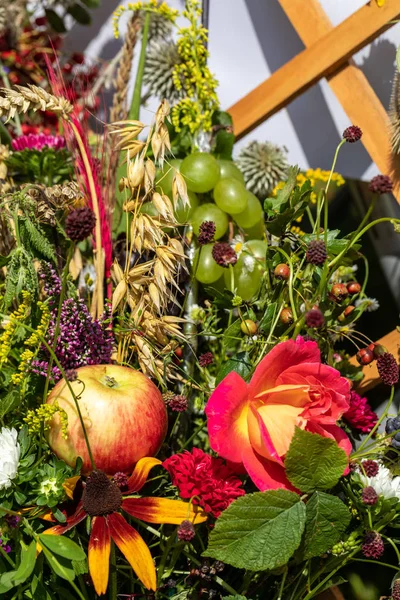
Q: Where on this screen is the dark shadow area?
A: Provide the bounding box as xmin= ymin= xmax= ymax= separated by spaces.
xmin=244 ymin=0 xmax=372 ymax=175
xmin=357 ymin=37 xmax=396 ymax=110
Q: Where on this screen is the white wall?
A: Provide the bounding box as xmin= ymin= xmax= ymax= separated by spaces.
xmin=64 ymin=0 xmax=400 ymax=181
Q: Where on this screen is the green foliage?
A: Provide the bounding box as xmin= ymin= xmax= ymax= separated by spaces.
xmin=204 ymin=490 xmax=306 ymax=570
xmin=215 ymin=351 xmax=252 ymax=385
xmin=285 ymin=429 xmax=348 ymax=493
xmin=302 ymin=492 xmax=351 ymax=559
xmin=6 ymin=149 xmax=73 ymax=186
xmin=0 ymin=541 xmax=36 ymax=594
xmin=212 ymin=111 xmax=235 ymax=159
xmin=20 ymin=218 xmax=57 ymax=263
xmin=39 ymin=535 xmax=86 ymax=562
xmin=264 ymin=166 xmax=312 ymax=236
xmin=2 ymin=248 xmax=38 ymax=310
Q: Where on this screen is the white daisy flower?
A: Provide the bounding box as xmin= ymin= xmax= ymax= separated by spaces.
xmin=0 ymin=428 xmax=20 ymax=490
xmin=355 ymin=297 xmax=380 ymax=312
xmin=358 ymin=463 xmax=400 ymax=500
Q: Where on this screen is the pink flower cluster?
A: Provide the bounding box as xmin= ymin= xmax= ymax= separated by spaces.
xmin=11 ymin=133 xmax=66 ymax=152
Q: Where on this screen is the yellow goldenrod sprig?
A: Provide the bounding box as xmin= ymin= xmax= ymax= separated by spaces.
xmin=0 ymin=291 xmax=31 ymax=367
xmin=171 ymin=0 xmax=219 ymax=135
xmin=113 ymin=0 xmax=179 ymax=38
xmin=24 ymin=401 xmax=68 ymax=440
xmin=11 ymin=301 xmax=50 ymax=386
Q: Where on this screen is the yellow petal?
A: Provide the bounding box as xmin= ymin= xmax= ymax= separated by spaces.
xmin=108 ymin=513 xmax=156 ymax=591
xmin=62 ymin=476 xmax=80 ymax=500
xmin=89 ymin=516 xmax=111 ymax=596
xmin=122 ymin=497 xmax=208 ymax=525
xmin=126 ymin=457 xmax=162 ymax=493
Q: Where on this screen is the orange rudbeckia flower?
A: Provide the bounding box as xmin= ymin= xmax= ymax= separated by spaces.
xmin=42 ymin=457 xmax=207 ymax=595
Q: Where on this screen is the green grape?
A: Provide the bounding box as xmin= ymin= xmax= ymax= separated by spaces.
xmin=180 ymin=152 xmax=220 ymax=193
xmin=192 ymin=203 xmax=228 ymax=239
xmin=213 ymin=177 xmax=248 ymax=215
xmin=204 ymin=275 xmax=226 ymax=296
xmin=243 ymin=218 xmax=266 ymax=240
xmin=155 ymin=158 xmax=182 ymax=195
xmin=223 ymin=240 xmax=267 ymax=301
xmin=175 ymin=190 xmax=199 ymax=223
xmin=218 ymin=159 xmax=245 ymax=183
xmin=233 ymin=191 xmax=263 ymax=228
xmin=194 ymin=244 xmax=224 ymax=284
xmin=140 ymin=202 xmax=159 ymax=217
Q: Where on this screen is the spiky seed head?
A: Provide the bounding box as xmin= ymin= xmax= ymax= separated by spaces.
xmin=235 ymin=140 xmax=289 ymax=199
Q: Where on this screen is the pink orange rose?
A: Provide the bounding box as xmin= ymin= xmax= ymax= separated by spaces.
xmin=205 ymin=337 xmax=351 ymax=491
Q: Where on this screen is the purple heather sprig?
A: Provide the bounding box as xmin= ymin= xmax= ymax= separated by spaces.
xmin=39 ymin=263 xmax=62 ymax=306
xmin=31 ymin=298 xmax=113 ymax=382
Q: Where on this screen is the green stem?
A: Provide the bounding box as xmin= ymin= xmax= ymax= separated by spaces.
xmin=277 ymin=567 xmax=288 ymax=600
xmin=129 ymin=11 xmax=150 ymax=120
xmin=351 ymin=558 xmax=400 ymax=571
xmin=109 ymin=542 xmax=117 ymax=600
xmin=42 ymin=243 xmax=75 ymax=406
xmin=381 ymin=534 xmax=400 ymax=564
xmin=179 ymin=421 xmax=206 ymax=449
xmin=302 ymin=549 xmax=358 ymax=600
xmin=0 ymin=543 xmax=15 ymax=567
xmin=329 ymin=217 xmax=400 ymax=269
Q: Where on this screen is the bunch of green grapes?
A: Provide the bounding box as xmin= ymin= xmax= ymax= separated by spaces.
xmin=152 ymin=152 xmax=267 ymax=301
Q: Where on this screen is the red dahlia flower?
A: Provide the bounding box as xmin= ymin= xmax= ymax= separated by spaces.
xmin=343 ymin=391 xmax=378 ymax=433
xmin=163 ymin=448 xmax=245 ymax=517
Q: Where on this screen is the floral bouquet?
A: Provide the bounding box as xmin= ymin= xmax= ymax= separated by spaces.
xmin=0 ymin=2 xmax=399 ymax=599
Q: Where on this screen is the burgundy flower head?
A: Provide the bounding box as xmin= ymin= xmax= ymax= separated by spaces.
xmin=65 ymin=206 xmax=96 ymax=242
xmin=177 ymin=520 xmax=195 ymax=541
xmin=377 ymin=352 xmax=399 ymax=386
xmin=343 ymin=391 xmax=378 ymax=433
xmin=212 ymin=243 xmax=238 ymax=268
xmin=362 ymin=486 xmax=378 ymax=505
xmin=368 ymin=174 xmax=393 ymax=195
xmin=305 ymin=308 xmax=324 ymax=329
xmin=198 ymin=221 xmax=216 ymax=246
xmin=343 ymin=125 xmax=362 ymax=143
xmin=199 ymin=352 xmax=214 ymax=368
xmin=362 ymin=460 xmax=379 ymax=477
xmin=306 ymin=240 xmax=327 ymax=265
xmin=362 ymin=531 xmax=384 ymax=559
xmin=163 ymin=448 xmax=245 ymax=517
xmin=392 ymin=579 xmax=400 ymax=600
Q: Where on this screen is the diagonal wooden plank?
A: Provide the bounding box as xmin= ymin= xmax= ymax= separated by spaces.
xmin=229 ymin=0 xmax=400 ymax=140
xmin=278 ymin=0 xmax=397 ymax=198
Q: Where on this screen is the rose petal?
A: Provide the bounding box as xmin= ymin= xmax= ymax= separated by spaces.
xmin=206 ymin=371 xmax=251 ymax=464
xmin=242 ymin=445 xmax=294 ymax=491
xmin=249 ymin=339 xmax=320 ymax=398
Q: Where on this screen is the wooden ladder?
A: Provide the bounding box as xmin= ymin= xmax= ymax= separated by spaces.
xmin=228 ymin=0 xmax=400 ymax=391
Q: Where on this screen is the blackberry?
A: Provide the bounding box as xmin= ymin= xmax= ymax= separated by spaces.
xmin=385 ymin=417 xmax=400 ymax=435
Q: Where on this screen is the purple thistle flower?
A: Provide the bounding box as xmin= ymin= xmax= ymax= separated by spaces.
xmin=39 ymin=263 xmax=62 ymax=305
xmin=30 ymin=298 xmax=113 ymax=382
xmin=11 ymin=133 xmax=66 ymax=152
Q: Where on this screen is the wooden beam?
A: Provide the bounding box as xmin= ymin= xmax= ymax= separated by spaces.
xmin=229 ymin=0 xmax=400 ymax=140
xmin=350 ymin=328 xmax=400 ymax=393
xmin=278 ymin=0 xmax=398 ymax=197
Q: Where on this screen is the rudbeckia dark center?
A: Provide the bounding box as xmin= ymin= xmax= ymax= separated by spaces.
xmin=83 ymin=470 xmax=122 ymax=516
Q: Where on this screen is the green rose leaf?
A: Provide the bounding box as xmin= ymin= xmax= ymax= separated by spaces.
xmin=285 ymin=428 xmax=348 ymax=493
xmin=215 ymin=351 xmax=252 ymax=385
xmin=303 ymin=492 xmax=351 ymax=559
xmin=204 ymin=490 xmax=306 ymax=570
xmin=39 ymin=534 xmax=86 ymax=562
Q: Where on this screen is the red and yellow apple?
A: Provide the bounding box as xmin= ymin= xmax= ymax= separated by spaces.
xmin=46 ymin=364 xmax=168 ymax=475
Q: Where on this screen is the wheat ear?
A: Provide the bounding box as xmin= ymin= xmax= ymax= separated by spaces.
xmin=0 ymin=85 xmax=73 ymax=121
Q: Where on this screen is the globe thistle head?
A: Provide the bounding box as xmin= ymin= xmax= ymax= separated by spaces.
xmin=362 ymin=486 xmax=378 ymax=505
xmin=235 ymin=140 xmax=289 ymax=199
xmin=377 ymin=352 xmax=399 ymax=386
xmin=362 ymin=531 xmax=384 ymax=559
xmin=212 ymin=243 xmax=238 ymax=268
xmin=306 ymin=239 xmax=327 ymax=265
xmin=143 ymin=40 xmax=183 ymax=104
xmin=140 ymin=7 xmax=175 ymax=41
xmin=368 ymin=174 xmax=393 ymax=195
xmin=343 ymin=125 xmax=362 ymax=143
xmin=198 ymin=221 xmax=216 ymax=245
xmin=65 ymin=206 xmax=96 ymax=242
xmin=177 ymin=519 xmax=195 ymax=542
xmin=305 ymin=308 xmax=324 ymax=329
